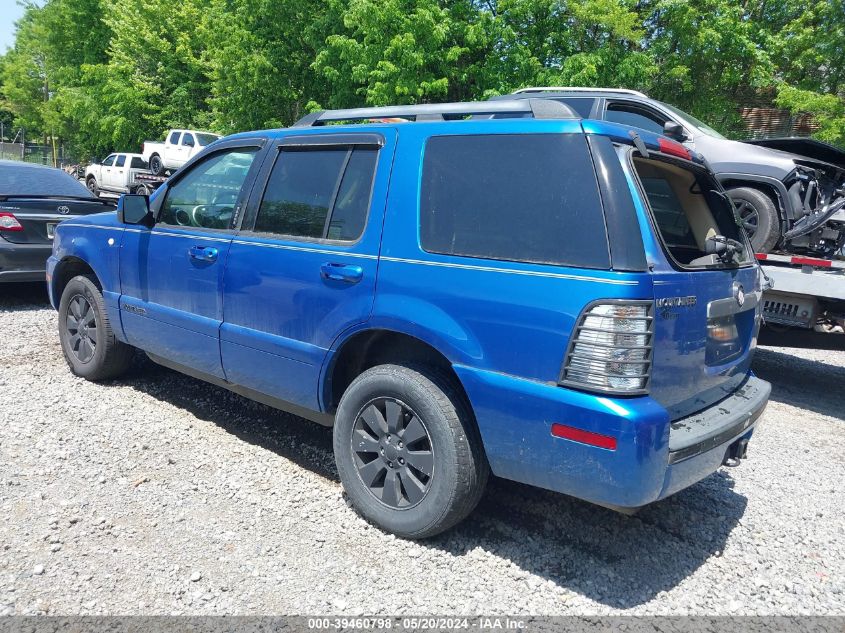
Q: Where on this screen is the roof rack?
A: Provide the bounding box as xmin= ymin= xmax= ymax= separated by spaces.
xmin=292 ymin=98 xmax=578 ymax=127
xmin=513 ymin=87 xmax=649 ymax=98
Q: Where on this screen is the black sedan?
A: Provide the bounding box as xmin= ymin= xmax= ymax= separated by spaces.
xmin=0 ymin=160 xmax=114 ymax=283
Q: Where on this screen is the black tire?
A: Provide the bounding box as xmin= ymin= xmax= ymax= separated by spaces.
xmin=58 ymin=275 xmax=133 ymax=381
xmin=334 ymin=364 xmax=489 ymax=539
xmin=149 ymin=154 xmax=164 ymax=176
xmin=86 ymin=177 xmax=99 ymax=197
xmin=727 ymin=186 xmax=780 ymax=254
xmin=134 ymin=183 xmax=152 ymax=196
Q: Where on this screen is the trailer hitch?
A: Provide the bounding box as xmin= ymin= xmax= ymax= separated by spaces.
xmin=723 ymin=437 xmax=749 ymax=467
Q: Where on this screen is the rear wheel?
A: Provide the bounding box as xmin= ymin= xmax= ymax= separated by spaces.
xmin=149 ymin=154 xmax=164 ymax=176
xmin=58 ymin=275 xmax=133 ymax=381
xmin=333 ymin=364 xmax=488 ymax=539
xmin=134 ymin=183 xmax=153 ymax=196
xmin=86 ymin=177 xmax=99 ymax=197
xmin=727 ymin=186 xmax=780 ymax=254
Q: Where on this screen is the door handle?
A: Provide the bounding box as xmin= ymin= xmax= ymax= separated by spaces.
xmin=189 ymin=245 xmax=219 ymax=262
xmin=320 ymin=262 xmax=363 ymax=283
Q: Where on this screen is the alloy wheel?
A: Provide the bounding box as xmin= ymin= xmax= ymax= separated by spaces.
xmin=66 ymin=294 xmax=98 ymax=363
xmin=735 ymin=200 xmax=759 ymax=239
xmin=351 ymin=397 xmax=434 ymax=509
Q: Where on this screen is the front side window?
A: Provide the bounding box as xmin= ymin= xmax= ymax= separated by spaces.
xmin=159 ymin=148 xmax=259 ymax=229
xmin=102 ymin=155 xmax=116 ymax=167
xmin=420 ymin=134 xmax=610 ymax=269
xmin=182 ymin=134 xmax=195 ymax=147
xmin=115 ymin=155 xmax=126 ymax=167
xmin=254 ymin=146 xmax=377 ymax=241
xmin=606 ymin=103 xmax=667 ymax=135
xmin=168 ymin=131 xmax=181 ymax=145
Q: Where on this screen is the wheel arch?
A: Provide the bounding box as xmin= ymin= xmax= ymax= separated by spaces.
xmin=718 ymin=174 xmax=792 ymax=221
xmin=321 ymin=327 xmax=473 ymax=418
xmin=52 ymin=256 xmax=100 ymax=302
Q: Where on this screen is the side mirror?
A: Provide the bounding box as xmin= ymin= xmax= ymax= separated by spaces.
xmin=663 ymin=121 xmax=688 ymax=142
xmin=117 ymin=194 xmax=152 ymax=226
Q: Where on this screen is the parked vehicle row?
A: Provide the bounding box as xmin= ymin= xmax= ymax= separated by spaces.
xmin=46 ymin=100 xmax=770 ymax=538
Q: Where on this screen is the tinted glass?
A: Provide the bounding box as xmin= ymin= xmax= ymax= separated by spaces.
xmin=606 ymin=104 xmax=666 ymax=134
xmin=159 ymin=148 xmax=258 ymax=229
xmin=557 ymin=98 xmax=595 ymax=118
xmin=182 ymin=134 xmax=195 ymax=147
xmin=102 ymin=155 xmax=115 ymax=167
xmin=420 ymin=134 xmax=609 ymax=268
xmin=115 ymin=155 xmax=126 ymax=167
xmin=168 ymin=131 xmax=181 ymax=144
xmin=130 ymin=157 xmax=147 ymax=168
xmin=641 ymin=178 xmax=698 ymax=248
xmin=196 ymin=133 xmax=219 ymax=146
xmin=255 ymin=147 xmax=376 ymax=241
xmin=0 ymin=160 xmax=93 ymax=197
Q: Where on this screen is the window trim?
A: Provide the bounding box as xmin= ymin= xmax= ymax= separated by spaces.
xmin=418 ymin=132 xmax=612 ymax=270
xmin=153 ymin=142 xmax=265 ymax=233
xmin=242 ymin=142 xmax=380 ymax=246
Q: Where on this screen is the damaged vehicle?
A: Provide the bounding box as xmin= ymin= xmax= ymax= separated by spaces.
xmin=496 ymin=88 xmax=845 ymax=255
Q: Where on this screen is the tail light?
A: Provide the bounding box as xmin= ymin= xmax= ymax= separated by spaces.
xmin=560 ymin=301 xmax=653 ymax=395
xmin=0 ymin=212 xmax=24 ymax=232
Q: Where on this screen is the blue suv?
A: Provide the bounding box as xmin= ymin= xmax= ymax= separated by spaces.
xmin=48 ymin=99 xmax=770 ymax=538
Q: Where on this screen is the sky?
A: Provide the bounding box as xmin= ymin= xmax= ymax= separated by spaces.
xmin=0 ymin=0 xmax=27 ymax=52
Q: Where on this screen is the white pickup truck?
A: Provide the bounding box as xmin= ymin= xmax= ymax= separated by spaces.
xmin=141 ymin=129 xmax=222 ymax=176
xmin=85 ymin=153 xmax=149 ymax=196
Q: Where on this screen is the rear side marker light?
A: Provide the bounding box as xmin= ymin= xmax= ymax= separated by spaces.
xmin=560 ymin=301 xmax=654 ymax=395
xmin=551 ymin=423 xmax=618 ymax=450
xmin=658 ymin=138 xmax=692 ymax=160
xmin=0 ymin=212 xmax=23 ymax=231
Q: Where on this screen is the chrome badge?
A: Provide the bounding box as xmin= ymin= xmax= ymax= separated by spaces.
xmin=733 ymin=282 xmax=745 ymax=307
xmin=57 ymin=205 xmax=71 ymax=215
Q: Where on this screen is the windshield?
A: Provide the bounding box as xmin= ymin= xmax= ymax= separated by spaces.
xmin=659 ymin=102 xmax=727 ymax=140
xmin=196 ymin=133 xmax=221 ymax=147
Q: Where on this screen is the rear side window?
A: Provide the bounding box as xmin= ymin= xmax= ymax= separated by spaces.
xmin=254 ymin=147 xmax=377 ymax=241
xmin=130 ymin=157 xmax=146 ymax=169
xmin=557 ymin=98 xmax=595 ymax=118
xmin=168 ymin=131 xmax=181 ymax=144
xmin=420 ymin=134 xmax=609 ymax=268
xmin=115 ymin=155 xmax=126 ymax=167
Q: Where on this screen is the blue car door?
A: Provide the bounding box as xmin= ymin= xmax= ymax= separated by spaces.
xmin=119 ymin=138 xmax=266 ymax=378
xmin=221 ymin=130 xmax=397 ymax=410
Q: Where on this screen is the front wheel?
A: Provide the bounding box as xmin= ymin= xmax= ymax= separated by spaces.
xmin=86 ymin=177 xmax=99 ymax=197
xmin=58 ymin=275 xmax=133 ymax=381
xmin=333 ymin=364 xmax=489 ymax=539
xmin=728 ymin=186 xmax=780 ymax=254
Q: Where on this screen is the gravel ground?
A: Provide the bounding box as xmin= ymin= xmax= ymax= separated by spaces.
xmin=1 ymin=282 xmax=843 ymax=616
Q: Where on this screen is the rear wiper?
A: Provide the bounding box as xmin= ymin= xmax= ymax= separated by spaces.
xmin=705 ymin=235 xmax=744 ymax=264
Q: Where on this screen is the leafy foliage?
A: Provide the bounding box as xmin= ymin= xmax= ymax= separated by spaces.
xmin=1 ymin=0 xmax=843 ymax=160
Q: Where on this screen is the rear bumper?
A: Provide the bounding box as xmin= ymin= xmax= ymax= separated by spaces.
xmin=454 ymin=365 xmax=770 ymax=509
xmin=0 ymin=239 xmax=52 ymax=283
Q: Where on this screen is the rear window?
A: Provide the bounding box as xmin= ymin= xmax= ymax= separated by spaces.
xmin=130 ymin=157 xmax=147 ymax=169
xmin=420 ymin=134 xmax=609 ymax=269
xmin=632 ymin=155 xmax=751 ymax=268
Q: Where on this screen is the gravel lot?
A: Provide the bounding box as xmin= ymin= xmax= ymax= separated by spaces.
xmin=1 ymin=282 xmax=843 ymax=616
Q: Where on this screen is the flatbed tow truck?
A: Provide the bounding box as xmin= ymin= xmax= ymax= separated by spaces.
xmin=757 ymin=252 xmax=845 ymax=348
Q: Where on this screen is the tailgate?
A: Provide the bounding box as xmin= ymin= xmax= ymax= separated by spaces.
xmin=651 ymin=266 xmax=761 ymax=419
xmin=625 ymin=149 xmax=763 ymax=419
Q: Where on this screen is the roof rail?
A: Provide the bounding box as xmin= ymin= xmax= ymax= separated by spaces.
xmin=513 ymin=86 xmax=649 ymax=98
xmin=292 ymin=98 xmax=578 ymax=127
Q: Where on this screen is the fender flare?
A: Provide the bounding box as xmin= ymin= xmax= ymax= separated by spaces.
xmin=717 ymin=172 xmax=795 ymax=220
